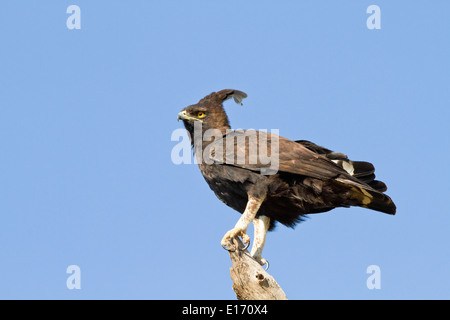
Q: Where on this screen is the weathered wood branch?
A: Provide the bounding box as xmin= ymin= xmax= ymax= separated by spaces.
xmin=226 ymin=237 xmax=288 ymax=300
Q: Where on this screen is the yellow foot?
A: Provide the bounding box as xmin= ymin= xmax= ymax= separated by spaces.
xmin=221 ymin=228 xmax=250 ymax=249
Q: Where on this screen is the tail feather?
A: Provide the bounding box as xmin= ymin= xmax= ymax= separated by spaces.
xmin=368 ymin=180 xmax=387 ymax=192
xmin=296 ymin=140 xmax=396 ymax=215
xmin=349 ymin=161 xmax=375 ymax=177
xmin=361 ymin=188 xmax=396 ymax=215
xmin=296 ymin=140 xmax=389 ymax=193
xmin=338 ymin=180 xmax=396 ymax=215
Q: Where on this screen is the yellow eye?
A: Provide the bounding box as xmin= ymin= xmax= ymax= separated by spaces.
xmin=197 ymin=111 xmax=206 ymax=118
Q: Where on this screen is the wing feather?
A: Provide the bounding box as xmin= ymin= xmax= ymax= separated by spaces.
xmin=207 ymin=130 xmax=363 ymax=183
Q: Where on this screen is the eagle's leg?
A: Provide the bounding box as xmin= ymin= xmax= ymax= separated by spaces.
xmin=221 ymin=195 xmax=265 ymax=250
xmin=250 ymin=215 xmax=270 ymax=267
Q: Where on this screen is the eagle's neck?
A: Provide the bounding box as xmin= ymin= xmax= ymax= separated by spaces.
xmin=185 ymin=122 xmax=230 ymax=157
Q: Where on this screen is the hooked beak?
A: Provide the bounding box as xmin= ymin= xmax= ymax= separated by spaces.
xmin=177 ymin=110 xmax=201 ymax=122
xmin=177 ymin=111 xmax=186 ymax=121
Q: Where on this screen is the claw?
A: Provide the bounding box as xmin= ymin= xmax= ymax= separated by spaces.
xmin=221 ymin=227 xmax=250 ymax=251
xmin=252 ymin=256 xmax=269 ymax=270
xmin=262 ymin=259 xmax=269 ymax=271
xmin=222 ymin=240 xmax=250 ymax=252
xmin=221 ymin=242 xmax=236 ymax=252
xmin=241 ymin=241 xmax=250 ymax=251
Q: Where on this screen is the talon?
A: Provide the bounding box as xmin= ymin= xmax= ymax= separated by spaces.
xmin=221 ymin=243 xmax=236 ymax=252
xmin=241 ymin=241 xmax=250 ymax=251
xmin=253 ymin=256 xmax=269 ymax=270
xmin=221 ymin=228 xmax=249 ymax=251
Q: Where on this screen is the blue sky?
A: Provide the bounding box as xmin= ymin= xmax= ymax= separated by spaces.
xmin=0 ymin=1 xmax=449 ymax=299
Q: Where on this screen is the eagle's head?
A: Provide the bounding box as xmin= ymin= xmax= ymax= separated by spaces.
xmin=177 ymin=89 xmax=247 ymax=137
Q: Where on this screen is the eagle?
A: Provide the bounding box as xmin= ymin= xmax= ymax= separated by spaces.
xmin=177 ymin=89 xmax=396 ymax=268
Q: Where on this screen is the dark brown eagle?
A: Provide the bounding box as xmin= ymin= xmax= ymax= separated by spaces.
xmin=177 ymin=89 xmax=396 ymax=267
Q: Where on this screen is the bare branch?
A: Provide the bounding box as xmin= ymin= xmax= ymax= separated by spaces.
xmin=226 ymin=238 xmax=288 ymax=300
